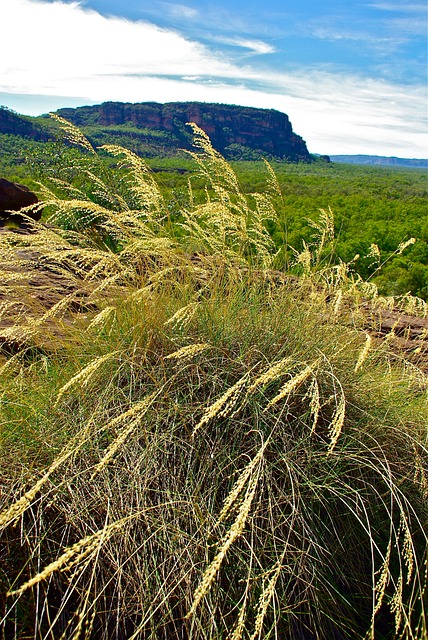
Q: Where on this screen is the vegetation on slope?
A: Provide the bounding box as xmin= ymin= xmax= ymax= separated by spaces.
xmin=0 ymin=120 xmax=427 ymax=639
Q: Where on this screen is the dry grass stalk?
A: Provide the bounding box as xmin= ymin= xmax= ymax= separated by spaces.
xmin=414 ymin=448 xmax=428 ymax=502
xmin=355 ymin=333 xmax=372 ymax=372
xmin=0 ymin=351 xmax=22 ymax=376
xmin=398 ymin=294 xmax=427 ymax=318
xmin=0 ymin=290 xmax=80 ymax=345
xmin=247 ymin=356 xmax=293 ymax=395
xmin=367 ymin=243 xmax=381 ymax=262
xmin=389 ymin=574 xmax=403 ymax=635
xmin=227 ymin=597 xmax=248 ymax=640
xmin=0 ymin=388 xmax=152 ymax=530
xmin=309 ymin=377 xmax=321 ymax=434
xmin=265 ymin=362 xmax=316 ymax=410
xmin=68 ymin=606 xmax=96 ymax=640
xmin=0 ymin=384 xmax=133 ymax=529
xmin=8 ymin=514 xmax=136 ymax=597
xmin=50 ymin=113 xmax=96 ymax=154
xmin=86 ymin=306 xmax=117 ymax=333
xmin=192 ymin=372 xmax=250 ymax=438
xmin=0 ymin=409 xmax=109 ymax=530
xmin=0 ymin=445 xmax=75 ymax=530
xmin=54 ymin=351 xmax=119 ymax=408
xmin=164 ymin=302 xmax=199 ymax=330
xmin=181 ymin=124 xmax=280 ymax=266
xmin=90 ymin=391 xmax=158 ymax=478
xmin=397 ymin=238 xmax=416 ymax=254
xmin=128 ymin=285 xmax=153 ymax=303
xmin=367 ymin=539 xmax=392 ymax=639
xmin=218 ymin=443 xmax=267 ymax=524
xmin=263 ymin=158 xmax=282 ymax=197
xmin=165 ymin=343 xmax=210 ymax=361
xmin=249 ymin=559 xmax=283 ymax=640
xmin=100 ymin=143 xmax=165 ymax=216
xmin=399 ymin=510 xmax=415 ymax=584
xmin=327 ymin=385 xmax=346 ymax=455
xmin=332 ymin=289 xmax=343 ymax=318
xmin=186 ymin=474 xmax=259 ymax=619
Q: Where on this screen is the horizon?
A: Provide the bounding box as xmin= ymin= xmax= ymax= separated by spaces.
xmin=3 ymin=99 xmax=427 ymax=162
xmin=1 ymin=0 xmax=427 ymax=159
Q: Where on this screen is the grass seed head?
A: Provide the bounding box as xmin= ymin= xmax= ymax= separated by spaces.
xmin=265 ymin=362 xmax=316 ymax=410
xmin=327 ymin=389 xmax=346 ymax=455
xmin=8 ymin=515 xmax=132 ymax=597
xmin=249 ymin=560 xmax=283 ymax=640
xmin=54 ymin=351 xmax=118 ymax=408
xmin=192 ymin=372 xmax=249 ymax=438
xmin=164 ymin=302 xmax=199 ymax=330
xmin=165 ymin=343 xmax=210 ymax=361
xmin=355 ymin=333 xmax=373 ymax=372
xmin=186 ymin=475 xmax=258 ymax=619
xmin=247 ymin=356 xmax=293 ymax=395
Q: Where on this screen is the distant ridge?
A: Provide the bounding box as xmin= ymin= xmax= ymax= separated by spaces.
xmin=0 ymin=102 xmax=311 ymax=161
xmin=54 ymin=101 xmax=311 ymax=161
xmin=330 ymin=155 xmax=427 ymax=168
xmin=2 ymin=103 xmax=425 ymax=165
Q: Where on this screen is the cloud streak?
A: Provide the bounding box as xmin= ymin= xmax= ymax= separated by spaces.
xmin=1 ymin=0 xmax=426 ymax=157
xmin=368 ymin=2 xmax=426 ymax=13
xmin=159 ymin=2 xmax=199 ymax=21
xmin=212 ymin=37 xmax=276 ymax=55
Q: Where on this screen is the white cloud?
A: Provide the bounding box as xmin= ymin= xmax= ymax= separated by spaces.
xmin=213 ymin=37 xmax=276 ymax=55
xmin=1 ymin=0 xmax=237 ymax=89
xmin=310 ymin=23 xmax=408 ymax=50
xmin=0 ymin=0 xmax=426 ymax=157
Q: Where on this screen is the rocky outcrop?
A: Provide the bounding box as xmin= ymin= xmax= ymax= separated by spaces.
xmin=0 ymin=178 xmax=41 ymax=221
xmin=56 ymin=102 xmax=312 ymax=161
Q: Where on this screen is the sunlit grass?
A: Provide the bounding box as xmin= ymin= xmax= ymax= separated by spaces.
xmin=0 ymin=121 xmax=426 ymax=639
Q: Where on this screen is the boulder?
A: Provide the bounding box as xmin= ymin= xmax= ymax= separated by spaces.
xmin=0 ymin=178 xmax=41 ymax=221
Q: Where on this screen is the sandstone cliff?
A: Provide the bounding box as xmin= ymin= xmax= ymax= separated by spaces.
xmin=55 ymin=102 xmax=311 ymax=161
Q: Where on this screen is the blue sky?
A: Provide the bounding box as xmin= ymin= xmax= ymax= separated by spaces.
xmin=1 ymin=0 xmax=427 ymax=156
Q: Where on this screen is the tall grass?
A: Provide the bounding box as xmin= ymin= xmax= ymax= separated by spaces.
xmin=0 ymin=120 xmax=426 ymax=639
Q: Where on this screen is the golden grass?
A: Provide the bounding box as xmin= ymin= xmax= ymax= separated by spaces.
xmin=0 ymin=120 xmax=427 ymax=639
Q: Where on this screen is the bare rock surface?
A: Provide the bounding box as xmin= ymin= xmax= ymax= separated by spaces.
xmin=364 ymin=307 xmax=428 ymax=373
xmin=0 ymin=178 xmax=41 ymax=221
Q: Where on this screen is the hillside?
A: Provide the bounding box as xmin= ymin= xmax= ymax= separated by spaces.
xmin=0 ymin=106 xmax=51 ymax=141
xmin=0 ymin=102 xmax=311 ymax=161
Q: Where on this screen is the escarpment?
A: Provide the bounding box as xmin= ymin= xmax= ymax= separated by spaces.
xmin=55 ymin=101 xmax=312 ymax=161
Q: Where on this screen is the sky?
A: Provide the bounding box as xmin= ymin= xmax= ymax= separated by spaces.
xmin=1 ymin=0 xmax=427 ymax=157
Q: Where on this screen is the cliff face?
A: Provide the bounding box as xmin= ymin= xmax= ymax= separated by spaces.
xmin=56 ymin=102 xmax=311 ymax=161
